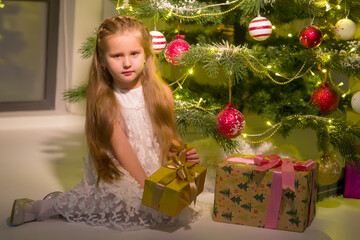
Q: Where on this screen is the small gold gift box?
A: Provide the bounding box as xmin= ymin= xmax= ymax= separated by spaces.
xmin=142 ymin=144 xmax=206 ymax=217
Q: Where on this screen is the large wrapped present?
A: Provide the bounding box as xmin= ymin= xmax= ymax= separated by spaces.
xmin=142 ymin=144 xmax=206 ymax=217
xmin=212 ymin=154 xmax=316 ymax=232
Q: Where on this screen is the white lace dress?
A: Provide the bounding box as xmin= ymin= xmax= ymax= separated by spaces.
xmin=54 ymin=86 xmax=196 ymax=230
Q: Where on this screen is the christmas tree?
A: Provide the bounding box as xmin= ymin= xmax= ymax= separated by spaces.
xmin=285 ymin=191 xmax=296 ymax=200
xmin=240 ymin=202 xmax=252 ymax=212
xmin=65 ymin=0 xmax=360 ymax=185
xmin=221 ymin=165 xmax=233 ymax=174
xmin=221 ymin=212 xmax=234 ymax=221
xmin=286 ymin=209 xmax=300 ymax=226
xmin=237 ymin=182 xmax=249 ymax=191
xmin=253 ymin=193 xmax=265 ymax=202
xmin=219 ymin=188 xmax=231 ymax=198
xmin=231 ymin=195 xmax=242 ymax=204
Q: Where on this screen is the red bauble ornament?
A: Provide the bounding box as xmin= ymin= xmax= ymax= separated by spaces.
xmin=299 ymin=25 xmax=323 ymax=49
xmin=216 ymin=103 xmax=246 ymax=138
xmin=311 ymin=82 xmax=339 ymax=114
xmin=164 ymin=35 xmax=190 ymax=66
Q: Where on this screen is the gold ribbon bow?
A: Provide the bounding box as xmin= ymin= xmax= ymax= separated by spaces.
xmin=166 ymin=150 xmax=199 ymax=204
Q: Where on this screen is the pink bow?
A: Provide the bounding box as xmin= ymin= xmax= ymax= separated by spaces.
xmin=226 ymin=154 xmax=315 ymax=191
xmin=253 ymin=155 xmax=315 ymax=191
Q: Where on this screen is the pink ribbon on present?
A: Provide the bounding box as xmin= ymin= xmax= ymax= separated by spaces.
xmin=225 ymin=154 xmax=315 ymax=229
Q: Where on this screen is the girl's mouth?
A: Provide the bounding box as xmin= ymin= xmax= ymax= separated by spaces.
xmin=123 ymin=71 xmax=133 ymax=76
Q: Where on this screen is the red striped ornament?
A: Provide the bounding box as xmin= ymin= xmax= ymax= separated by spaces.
xmin=150 ymin=30 xmax=166 ymax=53
xmin=248 ymin=16 xmax=272 ymax=41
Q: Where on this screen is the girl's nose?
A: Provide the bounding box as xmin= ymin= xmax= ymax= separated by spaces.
xmin=123 ymin=56 xmax=131 ymax=68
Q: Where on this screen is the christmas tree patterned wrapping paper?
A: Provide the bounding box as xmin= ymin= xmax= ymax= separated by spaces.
xmin=142 ymin=144 xmax=206 ymax=217
xmin=212 ymin=154 xmax=316 ymax=232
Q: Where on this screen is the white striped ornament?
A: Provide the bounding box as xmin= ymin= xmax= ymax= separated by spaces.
xmin=150 ymin=30 xmax=166 ymax=53
xmin=248 ymin=16 xmax=272 ymax=41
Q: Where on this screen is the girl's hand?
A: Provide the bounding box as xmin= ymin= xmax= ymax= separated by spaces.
xmin=185 ymin=148 xmax=200 ymax=163
xmin=168 ymin=142 xmax=200 ymax=163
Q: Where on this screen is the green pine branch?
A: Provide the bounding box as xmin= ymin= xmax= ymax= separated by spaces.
xmin=79 ymin=35 xmax=97 ymax=59
xmin=63 ymin=83 xmax=87 ymax=103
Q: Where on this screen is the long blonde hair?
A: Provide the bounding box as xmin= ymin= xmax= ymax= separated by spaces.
xmin=85 ymin=16 xmax=180 ymax=184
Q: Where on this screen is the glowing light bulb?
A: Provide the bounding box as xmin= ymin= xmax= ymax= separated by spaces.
xmin=325 ymin=2 xmax=331 ymax=11
xmin=197 ymin=9 xmax=201 ymax=14
xmin=342 ymin=94 xmax=347 ymax=98
xmin=168 ymin=11 xmax=172 ymax=17
xmin=288 ymin=33 xmax=292 ymax=37
xmin=350 ymin=48 xmax=356 ymax=52
xmin=322 ymin=69 xmax=327 ymax=73
xmin=275 ymin=73 xmax=281 ymax=76
xmin=337 ymin=5 xmax=341 ymax=9
xmin=266 ymin=121 xmax=272 ymax=126
xmin=272 ymin=26 xmax=276 ymax=29
xmin=243 ymin=134 xmax=247 ymax=138
xmin=267 ymin=65 xmax=272 ymax=69
xmin=189 ymin=69 xmax=194 ymax=74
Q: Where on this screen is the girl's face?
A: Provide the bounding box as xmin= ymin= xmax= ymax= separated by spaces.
xmin=101 ymin=31 xmax=146 ymax=90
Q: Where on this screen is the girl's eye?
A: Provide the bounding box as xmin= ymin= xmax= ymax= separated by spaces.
xmin=131 ymin=52 xmax=139 ymax=56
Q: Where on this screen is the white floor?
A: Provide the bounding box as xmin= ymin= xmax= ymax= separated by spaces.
xmin=1 ymin=114 xmax=360 ymax=240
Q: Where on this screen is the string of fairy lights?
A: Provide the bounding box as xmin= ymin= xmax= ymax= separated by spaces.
xmin=169 ymin=69 xmax=192 ymax=93
xmin=115 ymin=0 xmax=354 ymax=144
xmin=239 ymin=114 xmax=335 ymax=144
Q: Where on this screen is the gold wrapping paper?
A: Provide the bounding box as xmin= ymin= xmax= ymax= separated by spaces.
xmin=141 ymin=143 xmax=206 ymax=217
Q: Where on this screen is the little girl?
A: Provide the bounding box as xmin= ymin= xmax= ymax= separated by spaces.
xmin=10 ymin=16 xmax=200 ymax=230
